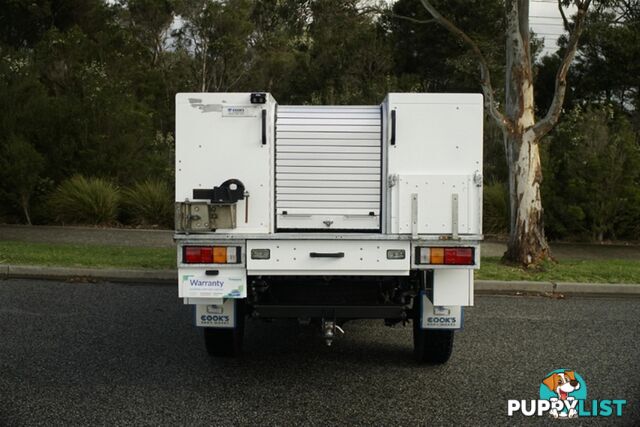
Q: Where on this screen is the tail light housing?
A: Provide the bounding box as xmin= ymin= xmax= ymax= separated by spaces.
xmin=415 ymin=247 xmax=475 ymax=265
xmin=183 ymin=246 xmax=241 ymax=264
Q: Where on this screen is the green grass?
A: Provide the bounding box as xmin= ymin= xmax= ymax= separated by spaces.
xmin=476 ymin=257 xmax=640 ymax=284
xmin=0 ymin=240 xmax=174 ymax=270
xmin=1 ymin=241 xmax=639 ymax=283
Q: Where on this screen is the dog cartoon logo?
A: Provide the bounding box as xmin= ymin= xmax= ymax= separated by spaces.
xmin=540 ymin=369 xmax=587 ymax=418
xmin=509 ymin=370 xmax=624 ymax=418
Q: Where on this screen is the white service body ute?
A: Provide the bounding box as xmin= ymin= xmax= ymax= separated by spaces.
xmin=174 ymin=92 xmax=483 ymax=363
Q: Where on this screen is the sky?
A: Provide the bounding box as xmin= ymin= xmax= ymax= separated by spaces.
xmin=530 ymin=0 xmax=577 ymax=56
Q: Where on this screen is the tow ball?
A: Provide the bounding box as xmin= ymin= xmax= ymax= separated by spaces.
xmin=321 ymin=318 xmax=344 ymax=346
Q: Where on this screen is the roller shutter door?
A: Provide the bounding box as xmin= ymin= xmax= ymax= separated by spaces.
xmin=275 ymin=105 xmax=382 ymax=231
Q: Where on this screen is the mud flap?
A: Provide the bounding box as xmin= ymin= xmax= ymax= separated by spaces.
xmin=419 ymin=291 xmax=464 ymax=330
xmin=195 ymin=299 xmax=236 ymax=328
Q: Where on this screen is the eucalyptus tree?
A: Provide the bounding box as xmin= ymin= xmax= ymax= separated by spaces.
xmin=418 ymin=0 xmax=593 ymax=266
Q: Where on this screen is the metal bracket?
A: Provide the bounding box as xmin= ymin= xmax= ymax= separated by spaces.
xmin=388 ymin=174 xmax=398 ymax=188
xmin=452 ymin=193 xmax=459 ymax=239
xmin=411 ymin=193 xmax=418 ymax=239
xmin=175 ymin=201 xmax=236 ymax=232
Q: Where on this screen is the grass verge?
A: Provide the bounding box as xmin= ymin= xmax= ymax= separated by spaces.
xmin=0 ymin=240 xmax=174 ymax=270
xmin=1 ymin=241 xmax=638 ymax=283
xmin=476 ymin=257 xmax=640 ymax=284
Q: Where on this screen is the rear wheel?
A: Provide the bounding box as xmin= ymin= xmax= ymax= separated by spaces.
xmin=412 ymin=297 xmax=454 ymax=364
xmin=203 ymin=301 xmax=245 ymax=357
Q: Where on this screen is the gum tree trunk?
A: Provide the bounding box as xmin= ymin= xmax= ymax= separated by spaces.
xmin=419 ymin=0 xmax=590 ymax=266
xmin=504 ymin=130 xmax=549 ymax=264
xmin=20 ymin=193 xmax=32 ymax=225
xmin=502 ymin=0 xmax=550 ymax=264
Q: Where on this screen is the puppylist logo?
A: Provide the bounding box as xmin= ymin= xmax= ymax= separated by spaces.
xmin=508 ymin=369 xmax=627 ymax=419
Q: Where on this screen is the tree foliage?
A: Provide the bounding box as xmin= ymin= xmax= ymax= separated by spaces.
xmin=0 ymin=136 xmax=45 ymax=224
xmin=543 ymin=105 xmax=640 ymax=241
xmin=0 ymin=0 xmax=638 ymax=239
xmin=388 ymin=0 xmax=507 ymax=93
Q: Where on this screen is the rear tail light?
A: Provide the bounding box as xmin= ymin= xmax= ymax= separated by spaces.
xmin=213 ymin=247 xmax=227 ymax=263
xmin=444 ymin=248 xmax=474 ymax=265
xmin=183 ymin=246 xmax=241 ymax=264
xmin=185 ymin=246 xmax=213 ymax=263
xmin=416 ymin=247 xmax=475 ymax=265
xmin=430 ymin=248 xmax=445 ymax=264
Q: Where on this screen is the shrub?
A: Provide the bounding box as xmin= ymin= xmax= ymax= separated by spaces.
xmin=483 ymin=181 xmax=509 ymax=235
xmin=49 ymin=175 xmax=120 ymax=225
xmin=122 ymin=179 xmax=173 ymax=228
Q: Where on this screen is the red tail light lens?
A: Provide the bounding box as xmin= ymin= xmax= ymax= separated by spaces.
xmin=443 ymin=248 xmax=474 ymax=265
xmin=183 ymin=246 xmax=241 ymax=264
xmin=184 ymin=246 xmax=213 ymax=263
xmin=415 ymin=247 xmax=475 ymax=265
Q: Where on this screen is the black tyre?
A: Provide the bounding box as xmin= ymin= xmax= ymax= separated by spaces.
xmin=203 ymin=301 xmax=245 ymax=357
xmin=413 ymin=316 xmax=454 ymax=364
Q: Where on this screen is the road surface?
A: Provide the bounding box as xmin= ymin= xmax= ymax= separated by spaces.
xmin=0 ymin=279 xmax=638 ymax=425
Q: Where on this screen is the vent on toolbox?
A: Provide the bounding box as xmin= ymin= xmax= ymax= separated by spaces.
xmin=276 ymin=106 xmax=382 ymax=231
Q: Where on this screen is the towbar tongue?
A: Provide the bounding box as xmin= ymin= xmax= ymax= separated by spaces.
xmin=322 ymin=319 xmax=344 ymax=346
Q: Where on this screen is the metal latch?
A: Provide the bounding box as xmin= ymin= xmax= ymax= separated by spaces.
xmin=473 ymin=170 xmax=483 ymax=187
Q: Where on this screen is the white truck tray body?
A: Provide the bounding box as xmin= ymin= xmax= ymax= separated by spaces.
xmin=175 ymin=92 xmax=483 ymax=309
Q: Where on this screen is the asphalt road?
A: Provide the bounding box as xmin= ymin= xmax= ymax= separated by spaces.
xmin=1 ymin=279 xmax=638 ymax=426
